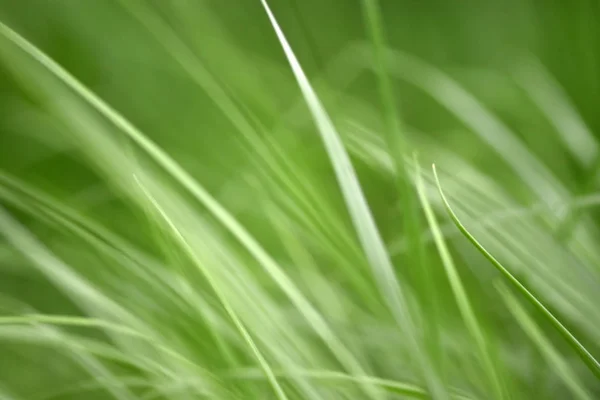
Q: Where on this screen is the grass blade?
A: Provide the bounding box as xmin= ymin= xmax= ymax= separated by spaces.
xmin=433 ymin=164 xmax=600 ymax=380
xmin=260 ymin=1 xmax=447 ymax=398
xmin=416 ymin=160 xmax=506 ymax=399
xmin=133 ymin=175 xmax=289 ymax=400
xmin=497 ymin=283 xmax=593 ymax=400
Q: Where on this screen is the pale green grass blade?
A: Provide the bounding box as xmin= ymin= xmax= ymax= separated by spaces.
xmin=433 ymin=165 xmax=600 ymax=379
xmin=133 ymin=175 xmax=289 ymax=400
xmin=415 ymin=161 xmax=506 ymax=399
xmin=497 ymin=283 xmax=593 ymax=400
xmin=260 ymin=2 xmax=447 ymax=398
xmin=261 ymin=0 xmax=404 ymax=334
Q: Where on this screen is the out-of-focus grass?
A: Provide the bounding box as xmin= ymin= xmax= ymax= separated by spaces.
xmin=0 ymin=0 xmax=599 ymax=399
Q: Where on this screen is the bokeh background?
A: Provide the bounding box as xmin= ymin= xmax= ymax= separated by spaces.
xmin=0 ymin=1 xmax=599 ymax=399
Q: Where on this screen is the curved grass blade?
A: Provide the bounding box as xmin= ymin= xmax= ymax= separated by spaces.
xmin=433 ymin=164 xmax=600 ymax=380
xmin=133 ymin=175 xmax=289 ymax=400
xmin=415 ymin=161 xmax=506 ymax=399
xmin=260 ymin=1 xmax=448 ymax=398
xmin=497 ymin=283 xmax=593 ymax=400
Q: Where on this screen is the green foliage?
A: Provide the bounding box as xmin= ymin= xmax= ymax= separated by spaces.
xmin=0 ymin=1 xmax=599 ymax=399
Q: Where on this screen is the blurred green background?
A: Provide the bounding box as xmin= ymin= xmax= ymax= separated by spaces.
xmin=0 ymin=1 xmax=599 ymax=399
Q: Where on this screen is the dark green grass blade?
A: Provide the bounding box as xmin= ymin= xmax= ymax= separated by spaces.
xmin=433 ymin=164 xmax=600 ymax=380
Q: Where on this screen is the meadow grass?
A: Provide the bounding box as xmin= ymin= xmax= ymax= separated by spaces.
xmin=0 ymin=1 xmax=599 ymax=399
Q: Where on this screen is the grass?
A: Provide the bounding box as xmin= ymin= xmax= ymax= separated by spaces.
xmin=433 ymin=165 xmax=600 ymax=380
xmin=0 ymin=0 xmax=599 ymax=399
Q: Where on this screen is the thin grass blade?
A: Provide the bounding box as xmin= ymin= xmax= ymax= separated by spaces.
xmin=260 ymin=1 xmax=447 ymax=398
xmin=433 ymin=164 xmax=600 ymax=379
xmin=416 ymin=161 xmax=506 ymax=399
xmin=497 ymin=283 xmax=593 ymax=400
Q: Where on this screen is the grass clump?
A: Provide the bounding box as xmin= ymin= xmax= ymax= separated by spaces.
xmin=0 ymin=1 xmax=599 ymax=399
